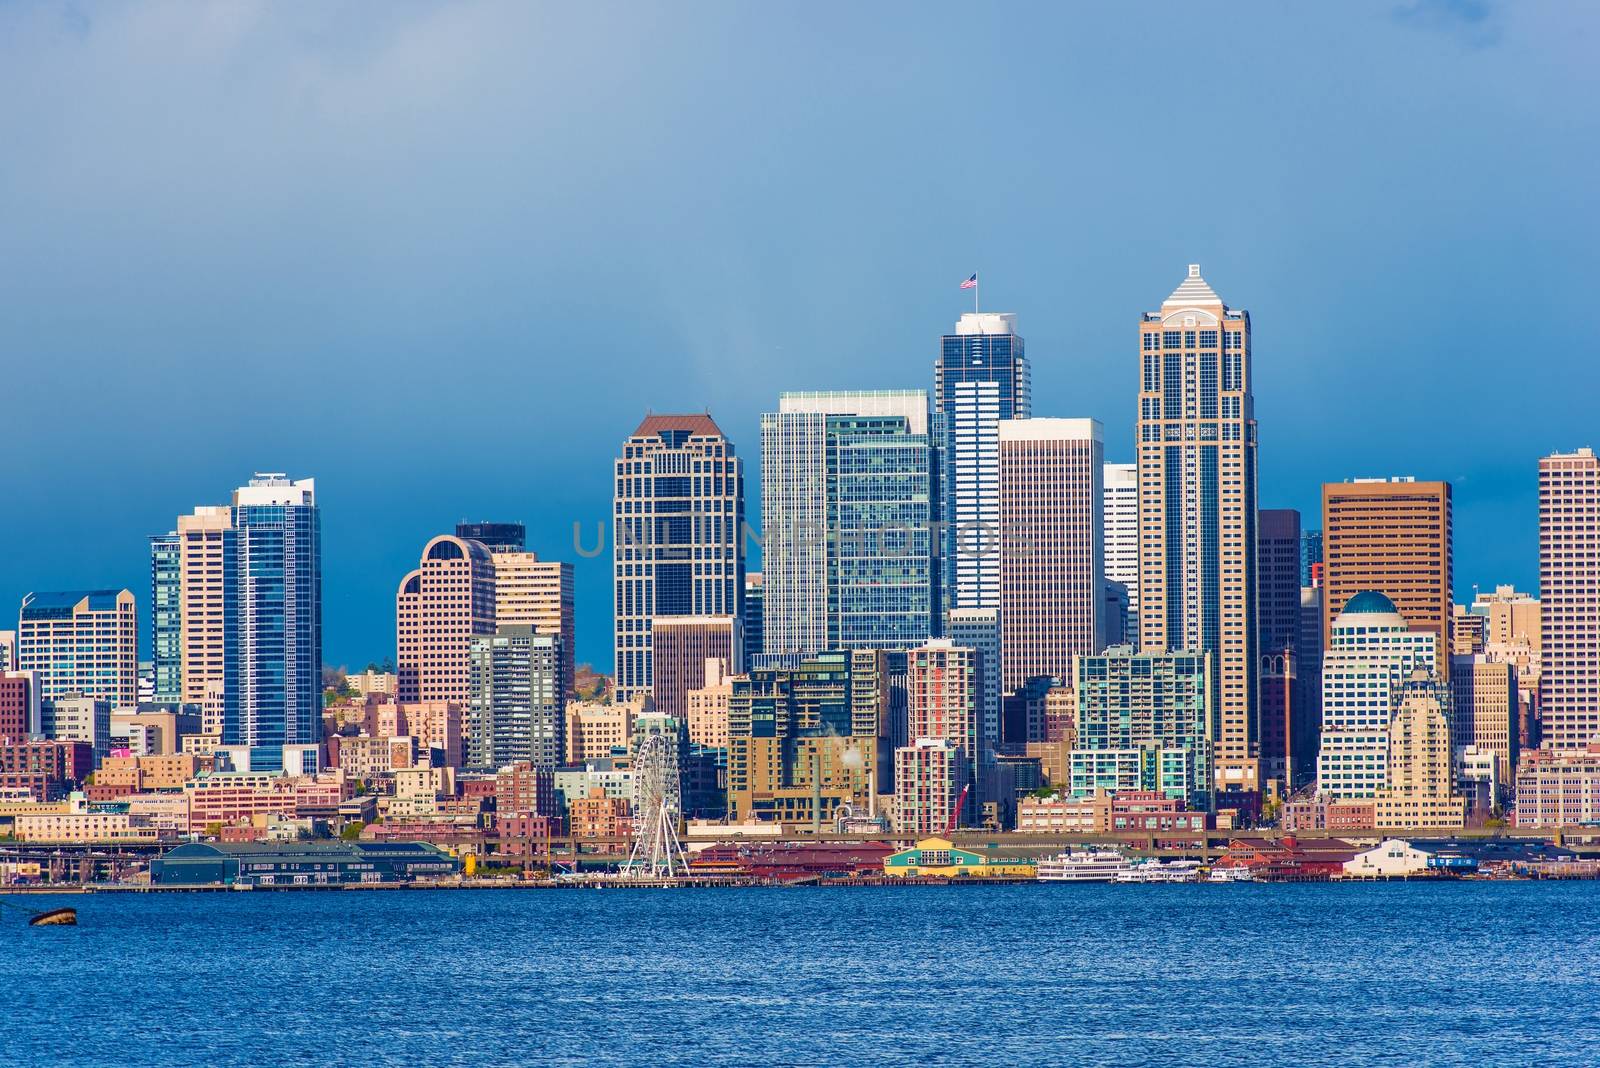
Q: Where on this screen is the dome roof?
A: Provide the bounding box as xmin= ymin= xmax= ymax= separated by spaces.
xmin=1340 ymin=590 xmax=1398 ymax=615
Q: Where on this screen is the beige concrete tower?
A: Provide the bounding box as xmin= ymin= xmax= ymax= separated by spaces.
xmin=178 ymin=506 xmax=233 ymax=708
xmin=1135 ymin=265 xmax=1258 ymax=796
xmin=396 ymin=535 xmax=496 ymax=706
xmin=493 ymin=551 xmax=575 ymax=700
xmin=1539 ymin=447 xmax=1600 ymax=750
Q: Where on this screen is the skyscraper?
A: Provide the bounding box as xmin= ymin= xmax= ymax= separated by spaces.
xmin=177 ymin=505 xmax=234 ymax=713
xmin=1135 ymin=265 xmax=1258 ymax=795
xmin=1538 ymin=448 xmax=1600 ymax=750
xmin=904 ymin=639 xmax=980 ymax=824
xmin=1315 ymin=592 xmax=1438 ymax=799
xmin=761 ymin=391 xmax=937 ymax=657
xmin=149 ymin=531 xmax=183 ymax=705
xmin=945 ymin=608 xmax=1000 ymax=771
xmin=613 ymin=414 xmax=743 ymax=702
xmin=397 ymin=534 xmax=496 ymax=705
xmin=1257 ymin=508 xmax=1302 ymax=788
xmin=468 ymin=625 xmax=562 ymax=770
xmin=934 ymin=312 xmax=1030 ymax=612
xmin=1375 ymin=672 xmax=1466 ymax=831
xmin=1301 ymin=528 xmax=1323 ymax=588
xmin=492 ymin=549 xmax=575 ymax=701
xmin=742 ymin=572 xmax=764 ymax=669
xmin=998 ymin=418 xmax=1103 ymax=687
xmin=226 ymin=475 xmax=321 ymax=748
xmin=1322 ymin=477 xmax=1453 ymax=680
xmin=17 ymin=590 xmax=137 ymax=709
xmin=1102 ymin=461 xmax=1139 ymax=643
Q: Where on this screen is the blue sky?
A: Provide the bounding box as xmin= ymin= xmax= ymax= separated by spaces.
xmin=2 ymin=1 xmax=1595 ymax=672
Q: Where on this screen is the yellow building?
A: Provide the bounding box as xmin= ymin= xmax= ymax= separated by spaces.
xmin=883 ymin=837 xmax=1036 ymax=879
xmin=1374 ymin=674 xmax=1467 ymax=831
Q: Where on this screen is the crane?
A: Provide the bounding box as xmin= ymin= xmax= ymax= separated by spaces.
xmin=945 ymin=783 xmax=972 ymax=836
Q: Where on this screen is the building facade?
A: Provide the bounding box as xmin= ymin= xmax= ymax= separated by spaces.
xmin=613 ymin=414 xmax=744 ymax=702
xmin=1374 ymin=673 xmax=1467 ymax=831
xmin=1070 ymin=647 xmax=1213 ymax=810
xmin=1315 ymin=592 xmax=1439 ymax=800
xmin=1103 ymin=461 xmax=1139 ymax=643
xmin=997 ymin=418 xmax=1103 ymax=687
xmin=761 ymin=391 xmax=937 ymax=657
xmin=1135 ymin=265 xmax=1258 ymax=796
xmin=935 ymin=312 xmax=1030 ymax=613
xmin=467 ymin=626 xmax=563 ymax=771
xmin=650 ymin=615 xmax=739 ymax=722
xmin=226 ymin=475 xmax=322 ymax=749
xmin=18 ymin=589 xmax=138 ymax=710
xmin=1257 ymin=508 xmax=1303 ymax=789
xmin=491 ymin=550 xmax=575 ymax=701
xmin=396 ymin=535 xmax=497 ymax=706
xmin=1538 ymin=448 xmax=1600 ymax=750
xmin=1321 ymin=477 xmax=1452 ymax=679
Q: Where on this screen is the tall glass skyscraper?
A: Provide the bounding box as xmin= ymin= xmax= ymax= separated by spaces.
xmin=1135 ymin=266 xmax=1260 ymax=798
xmin=149 ymin=531 xmax=183 ymax=705
xmin=225 ymin=475 xmax=321 ymax=749
xmin=935 ymin=313 xmax=1030 ymax=612
xmin=612 ymin=415 xmax=744 ymax=703
xmin=762 ymin=391 xmax=938 ymax=657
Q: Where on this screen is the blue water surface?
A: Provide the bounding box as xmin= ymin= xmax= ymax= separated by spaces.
xmin=6 ymin=882 xmax=1598 ymax=1066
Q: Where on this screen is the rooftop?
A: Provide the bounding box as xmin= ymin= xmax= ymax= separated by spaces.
xmin=631 ymin=413 xmax=724 ymax=439
xmin=1161 ymin=264 xmax=1223 ymax=309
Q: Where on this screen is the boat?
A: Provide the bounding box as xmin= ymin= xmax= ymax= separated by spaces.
xmin=1115 ymin=859 xmax=1203 ymax=884
xmin=28 ymin=908 xmax=78 ymax=927
xmin=1205 ymin=865 xmax=1256 ymax=883
xmin=1037 ymin=849 xmax=1131 ymax=882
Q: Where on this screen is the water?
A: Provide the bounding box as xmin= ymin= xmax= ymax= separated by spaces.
xmin=6 ymin=882 xmax=1599 ymax=1066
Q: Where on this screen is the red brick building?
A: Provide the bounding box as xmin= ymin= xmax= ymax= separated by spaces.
xmin=0 ymin=740 xmax=93 ymax=800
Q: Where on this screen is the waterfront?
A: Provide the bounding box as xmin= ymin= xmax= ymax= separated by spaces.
xmin=8 ymin=883 xmax=1600 ymax=1065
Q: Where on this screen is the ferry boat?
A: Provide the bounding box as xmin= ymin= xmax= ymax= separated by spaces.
xmin=1205 ymin=865 xmax=1257 ymax=883
xmin=1036 ymin=850 xmax=1131 ymax=882
xmin=1114 ymin=859 xmax=1203 ymax=884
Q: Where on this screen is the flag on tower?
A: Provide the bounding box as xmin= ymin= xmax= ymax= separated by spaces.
xmin=960 ymin=273 xmax=978 ymax=290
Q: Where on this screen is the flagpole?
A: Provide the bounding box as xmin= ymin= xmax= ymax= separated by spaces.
xmin=974 ymin=273 xmax=979 ymax=315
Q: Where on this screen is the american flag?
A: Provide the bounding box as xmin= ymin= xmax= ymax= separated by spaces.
xmin=960 ymin=273 xmax=978 ymax=289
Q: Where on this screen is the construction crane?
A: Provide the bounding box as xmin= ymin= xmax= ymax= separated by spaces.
xmin=945 ymin=783 xmax=972 ymax=836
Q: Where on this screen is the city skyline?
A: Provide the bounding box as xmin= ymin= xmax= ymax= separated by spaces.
xmin=3 ymin=3 xmax=1596 ymax=672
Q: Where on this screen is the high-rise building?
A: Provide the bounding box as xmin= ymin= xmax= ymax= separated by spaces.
xmin=467 ymin=625 xmax=562 ymax=770
xmin=1301 ymin=528 xmax=1323 ymax=588
xmin=1374 ymin=672 xmax=1466 ymax=831
xmin=1257 ymin=508 xmax=1302 ymax=789
xmin=935 ymin=312 xmax=1030 ymax=612
xmin=1322 ymin=477 xmax=1453 ymax=679
xmin=42 ymin=695 xmax=112 ymax=765
xmin=0 ymin=671 xmax=39 ymax=742
xmin=613 ymin=414 xmax=743 ymax=702
xmin=726 ymin=649 xmax=888 ymax=824
xmin=893 ymin=739 xmax=966 ymax=835
xmin=1070 ymin=646 xmax=1213 ymax=810
xmin=176 ymin=505 xmax=234 ymax=710
xmin=1295 ymin=584 xmax=1324 ymax=788
xmin=1450 ymin=605 xmax=1486 ymax=656
xmin=761 ymin=392 xmax=937 ymax=657
xmin=945 ymin=608 xmax=1000 ymax=771
xmin=1102 ymin=461 xmax=1140 ymax=643
xmin=18 ymin=590 xmax=138 ymax=710
xmin=1449 ymin=654 xmax=1518 ymax=795
xmin=1315 ymin=592 xmax=1439 ymax=800
xmin=906 ymin=639 xmax=980 ymax=818
xmin=742 ymin=572 xmax=764 ymax=668
xmin=997 ymin=418 xmax=1103 ymax=687
xmin=1135 ymin=265 xmax=1258 ymax=796
xmin=455 ymin=521 xmax=525 ymax=553
xmin=1538 ymin=448 xmax=1600 ymax=750
xmin=149 ymin=532 xmax=183 ymax=705
xmin=226 ymin=475 xmax=322 ymax=749
xmin=650 ymin=615 xmax=739 ymax=722
xmin=685 ymin=659 xmax=733 ymax=750
xmin=397 ymin=535 xmax=497 ymax=706
xmin=492 ymin=550 xmax=575 ymax=700
xmin=0 ymin=630 xmax=16 ymax=672
xmin=1473 ymin=584 xmax=1541 ymax=749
